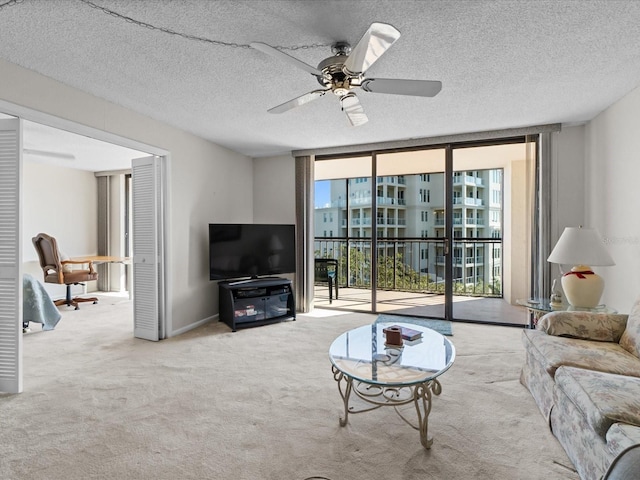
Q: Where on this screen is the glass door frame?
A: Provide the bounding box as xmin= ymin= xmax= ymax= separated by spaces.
xmin=313 ymin=135 xmax=536 ymax=323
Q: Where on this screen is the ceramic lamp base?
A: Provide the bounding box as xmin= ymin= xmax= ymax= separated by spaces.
xmin=561 ymin=264 xmax=604 ymax=308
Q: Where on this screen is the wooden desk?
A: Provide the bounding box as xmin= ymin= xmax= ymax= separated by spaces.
xmin=69 ymin=256 xmax=132 ymax=299
xmin=69 ymin=256 xmax=131 ymax=265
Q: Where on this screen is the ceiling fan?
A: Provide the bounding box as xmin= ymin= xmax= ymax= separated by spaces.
xmin=251 ymin=22 xmax=442 ymax=127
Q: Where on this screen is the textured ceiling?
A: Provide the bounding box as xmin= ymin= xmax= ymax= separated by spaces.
xmin=2 ymin=0 xmax=640 ymax=162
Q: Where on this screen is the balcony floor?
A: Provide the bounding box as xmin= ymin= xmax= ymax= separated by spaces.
xmin=313 ymin=285 xmax=529 ymax=326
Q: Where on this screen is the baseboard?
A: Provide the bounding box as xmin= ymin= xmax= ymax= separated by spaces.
xmin=168 ymin=313 xmax=219 ymax=337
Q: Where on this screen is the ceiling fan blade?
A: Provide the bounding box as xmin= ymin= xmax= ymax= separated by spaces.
xmin=343 ymin=22 xmax=401 ymax=75
xmin=251 ymin=42 xmax=323 ymax=77
xmin=340 ymin=93 xmax=368 ymax=126
xmin=267 ymin=89 xmax=328 ymax=114
xmin=361 ymin=78 xmax=442 ymax=97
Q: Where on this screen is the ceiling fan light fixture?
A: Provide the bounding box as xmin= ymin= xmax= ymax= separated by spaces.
xmin=331 ymin=41 xmax=351 ymax=56
xmin=252 ymin=22 xmax=441 ymax=125
xmin=340 ymin=93 xmax=368 ymax=126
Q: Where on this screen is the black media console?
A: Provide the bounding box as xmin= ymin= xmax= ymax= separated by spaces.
xmin=218 ymin=277 xmax=296 ymax=331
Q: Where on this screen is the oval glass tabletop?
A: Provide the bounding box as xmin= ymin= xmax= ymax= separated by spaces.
xmin=329 ymin=322 xmax=455 ymax=386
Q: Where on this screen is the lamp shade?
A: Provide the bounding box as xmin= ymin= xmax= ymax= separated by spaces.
xmin=547 ymin=226 xmax=614 ymax=308
xmin=547 ymin=227 xmax=615 ymax=267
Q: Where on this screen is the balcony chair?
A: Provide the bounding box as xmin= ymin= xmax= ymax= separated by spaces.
xmin=32 ymin=233 xmax=99 ymax=310
xmin=314 ymin=258 xmax=338 ymax=304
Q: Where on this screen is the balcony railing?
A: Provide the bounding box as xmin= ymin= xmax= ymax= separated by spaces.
xmin=351 ymin=218 xmax=372 ymax=226
xmin=434 ymin=218 xmax=485 ymax=227
xmin=453 ymin=175 xmax=484 ymax=187
xmin=376 ymin=196 xmax=406 ymax=206
xmin=435 ymin=255 xmax=485 ymax=265
xmin=375 ymin=218 xmax=407 ymax=226
xmin=453 ymin=197 xmax=484 ymax=206
xmin=376 ymin=176 xmax=407 ymax=185
xmin=314 ymin=236 xmax=503 ymax=297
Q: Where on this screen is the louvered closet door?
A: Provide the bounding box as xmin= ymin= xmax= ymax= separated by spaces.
xmin=131 ymin=156 xmax=164 ymax=341
xmin=0 ymin=118 xmax=22 ymax=393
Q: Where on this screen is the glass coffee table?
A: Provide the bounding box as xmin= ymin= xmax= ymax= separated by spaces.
xmin=329 ymin=322 xmax=456 ymax=449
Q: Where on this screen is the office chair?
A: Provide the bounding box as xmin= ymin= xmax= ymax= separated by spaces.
xmin=32 ymin=233 xmax=99 ymax=310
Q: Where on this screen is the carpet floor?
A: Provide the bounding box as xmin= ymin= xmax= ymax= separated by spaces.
xmin=1 ymin=295 xmax=579 ymax=480
xmin=375 ymin=314 xmax=453 ymax=336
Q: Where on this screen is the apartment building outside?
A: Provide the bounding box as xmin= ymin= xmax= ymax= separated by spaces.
xmin=314 ymin=168 xmax=503 ymax=295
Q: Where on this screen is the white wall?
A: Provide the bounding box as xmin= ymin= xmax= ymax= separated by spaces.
xmin=22 ymin=161 xmax=97 ymax=300
xmin=554 ymin=91 xmax=640 ymax=313
xmin=22 ymin=161 xmax=98 ymax=259
xmin=546 ymin=126 xmax=588 ymax=301
xmin=584 ymin=85 xmax=640 ymax=312
xmin=252 ymin=154 xmax=298 ymax=288
xmin=552 ymin=126 xmax=586 ymax=240
xmin=252 ymin=154 xmax=296 ymax=224
xmin=0 ymin=58 xmax=253 ymax=334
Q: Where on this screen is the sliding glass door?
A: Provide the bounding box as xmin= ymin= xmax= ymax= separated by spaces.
xmin=312 ymin=137 xmax=535 ymax=326
xmin=314 ymin=156 xmax=373 ymax=310
xmin=449 ymin=142 xmax=531 ymax=323
xmin=373 ymin=148 xmax=447 ymax=318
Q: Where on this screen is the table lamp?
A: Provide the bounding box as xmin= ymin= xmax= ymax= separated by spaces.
xmin=547 ymin=226 xmax=615 ymax=308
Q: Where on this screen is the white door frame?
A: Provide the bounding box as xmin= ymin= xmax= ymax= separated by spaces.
xmin=0 ymin=100 xmax=172 ymax=338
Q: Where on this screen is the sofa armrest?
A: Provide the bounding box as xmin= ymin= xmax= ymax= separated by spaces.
xmin=603 ymin=444 xmax=640 ymax=480
xmin=538 ymin=311 xmax=629 ymax=343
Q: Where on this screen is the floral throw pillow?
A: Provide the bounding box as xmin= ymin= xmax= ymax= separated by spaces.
xmin=620 ymin=296 xmax=640 ymax=358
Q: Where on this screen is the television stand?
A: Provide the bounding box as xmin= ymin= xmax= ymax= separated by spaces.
xmin=218 ymin=277 xmax=295 ymax=331
xmin=227 ymin=276 xmax=279 ymax=287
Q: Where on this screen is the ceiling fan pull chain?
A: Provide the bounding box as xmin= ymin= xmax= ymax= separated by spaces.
xmin=78 ymin=0 xmax=330 ymax=51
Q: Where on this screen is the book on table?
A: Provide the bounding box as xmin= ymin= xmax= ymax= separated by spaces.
xmin=383 ymin=325 xmax=423 ymax=341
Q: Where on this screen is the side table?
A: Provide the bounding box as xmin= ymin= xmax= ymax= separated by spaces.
xmin=516 ymin=298 xmax=617 ymax=329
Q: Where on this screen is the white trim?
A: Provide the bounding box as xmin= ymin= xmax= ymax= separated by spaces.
xmin=95 ymin=169 xmax=132 ymax=177
xmin=160 ymin=155 xmax=172 ymax=338
xmin=0 ymin=98 xmax=173 ymax=339
xmin=0 ymin=100 xmax=167 ymax=156
xmin=170 ymin=314 xmax=219 ymax=337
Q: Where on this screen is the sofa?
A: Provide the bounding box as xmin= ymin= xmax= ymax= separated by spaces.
xmin=520 ymin=297 xmax=640 ymax=480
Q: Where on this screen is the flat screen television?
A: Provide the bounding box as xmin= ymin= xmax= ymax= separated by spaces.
xmin=209 ymin=223 xmax=296 ymax=281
